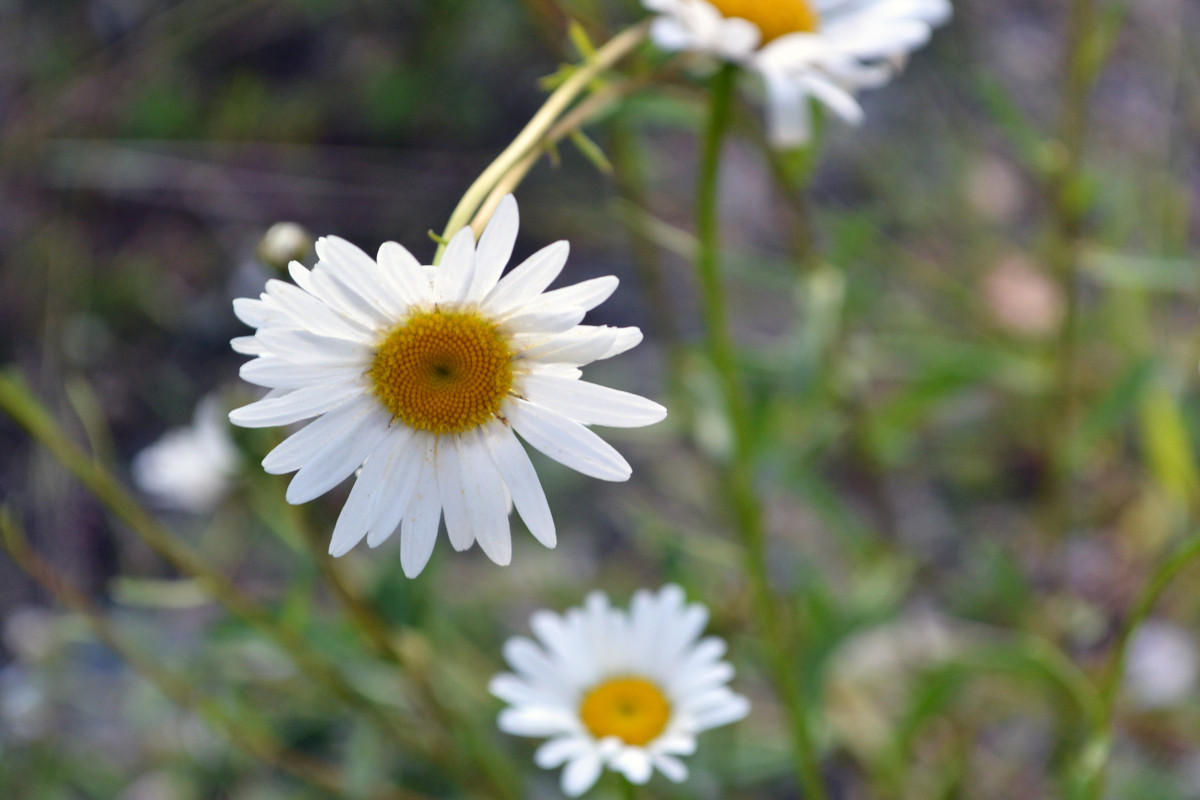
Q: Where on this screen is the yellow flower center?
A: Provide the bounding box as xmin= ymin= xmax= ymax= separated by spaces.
xmin=579 ymin=677 xmax=671 ymax=746
xmin=369 ymin=309 xmax=514 ymax=435
xmin=707 ymin=0 xmax=820 ymax=43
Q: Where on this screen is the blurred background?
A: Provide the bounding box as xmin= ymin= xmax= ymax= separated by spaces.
xmin=2 ymin=0 xmax=1200 ymax=798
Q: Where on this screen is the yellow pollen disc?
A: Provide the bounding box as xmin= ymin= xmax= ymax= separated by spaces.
xmin=369 ymin=309 xmax=514 ymax=435
xmin=708 ymin=0 xmax=820 ymax=42
xmin=579 ymin=677 xmax=671 ymax=746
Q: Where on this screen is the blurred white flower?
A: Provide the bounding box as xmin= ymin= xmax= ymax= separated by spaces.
xmin=642 ymin=0 xmax=951 ymax=146
xmin=490 ymin=585 xmax=749 ymax=796
xmin=229 ymin=195 xmax=665 ymax=575
xmin=257 ymin=221 xmax=313 ymax=271
xmin=1123 ymin=620 xmax=1198 ymax=709
xmin=132 ymin=395 xmax=238 ymax=513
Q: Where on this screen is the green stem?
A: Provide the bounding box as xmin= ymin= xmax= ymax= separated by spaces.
xmin=1079 ymin=534 xmax=1200 ymax=799
xmin=1041 ymin=0 xmax=1103 ymax=537
xmin=694 ymin=63 xmax=829 ymax=800
xmin=433 ymin=21 xmax=649 ymax=262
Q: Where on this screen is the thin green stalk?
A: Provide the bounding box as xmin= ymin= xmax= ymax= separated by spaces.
xmin=0 ymin=510 xmax=424 ymax=800
xmin=289 ymin=503 xmax=521 ymax=800
xmin=1040 ymin=0 xmax=1104 ymax=536
xmin=0 ymin=369 xmax=423 ymax=753
xmin=433 ymin=21 xmax=649 ymax=262
xmin=693 ymin=63 xmax=829 ymax=800
xmin=1078 ymin=534 xmax=1200 ymax=799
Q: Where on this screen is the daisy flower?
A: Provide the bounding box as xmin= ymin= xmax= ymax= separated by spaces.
xmin=228 ymin=195 xmax=666 ymax=576
xmin=132 ymin=395 xmax=238 ymax=513
xmin=490 ymin=585 xmax=749 ymax=795
xmin=642 ymin=0 xmax=952 ymax=146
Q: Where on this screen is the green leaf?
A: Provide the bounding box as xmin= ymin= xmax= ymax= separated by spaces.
xmin=568 ymin=129 xmax=612 ymax=173
xmin=1138 ymin=380 xmax=1200 ymax=508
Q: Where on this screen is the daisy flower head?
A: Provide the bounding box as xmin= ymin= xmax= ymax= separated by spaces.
xmin=228 ymin=195 xmax=666 ymax=577
xmin=642 ymin=0 xmax=952 ymax=147
xmin=490 ymin=585 xmax=750 ymax=796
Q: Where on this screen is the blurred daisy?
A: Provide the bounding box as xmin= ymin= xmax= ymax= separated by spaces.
xmin=132 ymin=395 xmax=238 ymax=513
xmin=229 ymin=195 xmax=665 ymax=576
xmin=490 ymin=585 xmax=749 ymax=795
xmin=642 ymin=0 xmax=952 ymax=146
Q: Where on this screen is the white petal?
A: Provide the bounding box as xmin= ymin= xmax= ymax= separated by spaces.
xmin=560 ymin=752 xmax=603 ymax=797
xmin=522 ymin=374 xmax=667 ymax=428
xmin=612 ymin=747 xmax=653 ymax=784
xmin=263 ymin=279 xmax=374 ymax=342
xmin=435 ymin=227 xmax=476 ymax=304
xmin=231 ymin=335 xmax=266 ymax=355
xmin=530 ymin=275 xmax=618 ymax=313
xmin=454 ymin=431 xmax=513 ymax=565
xmin=239 ymin=357 xmax=365 ymax=390
xmin=804 ymin=73 xmax=865 ymax=124
xmin=715 ymin=17 xmax=762 ymax=60
xmin=328 ymin=425 xmax=416 ymax=557
xmin=515 ymin=326 xmax=621 ymax=366
xmin=262 ymin=396 xmax=378 ymax=474
xmin=498 ymin=706 xmax=580 ymax=738
xmin=365 ymin=430 xmax=427 ymax=548
xmin=233 ymin=297 xmax=273 ymax=328
xmin=482 ymin=423 xmax=555 ymax=547
xmin=377 ymin=241 xmax=435 ymax=307
xmin=534 ymin=737 xmax=591 ymax=769
xmin=689 ymin=692 xmax=750 ymax=729
xmin=284 ymin=407 xmax=389 ymax=504
xmin=255 ymin=328 xmax=371 ymax=366
xmin=315 ymin=236 xmax=406 ymax=319
xmin=436 ymin=436 xmax=474 ymax=551
xmin=468 ymin=194 xmax=518 ymax=302
xmin=302 ymin=260 xmax=388 ymax=328
xmin=489 ymin=673 xmax=551 ymax=707
xmin=483 ymin=241 xmax=569 ymax=315
xmin=397 ymin=441 xmax=442 ymax=577
xmin=504 ymin=636 xmax=567 ymax=686
xmin=508 ymin=398 xmax=632 ymax=481
xmin=229 ymin=382 xmax=362 ymax=428
xmin=761 ymin=69 xmax=814 ymax=149
xmin=501 ymin=305 xmax=587 ymax=336
xmin=601 ymin=327 xmax=643 ymax=360
xmin=651 ymin=752 xmax=689 ymax=783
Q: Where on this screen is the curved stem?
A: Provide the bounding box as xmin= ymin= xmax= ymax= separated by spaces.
xmin=467 ymin=74 xmax=650 ymax=237
xmin=693 ymin=63 xmax=829 ymax=800
xmin=433 ymin=21 xmax=649 ymax=262
xmin=1079 ymin=534 xmax=1200 ymax=799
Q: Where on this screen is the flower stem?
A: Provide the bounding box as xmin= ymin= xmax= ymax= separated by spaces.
xmin=693 ymin=63 xmax=829 ymax=800
xmin=289 ymin=504 xmax=522 ymax=800
xmin=1077 ymin=534 xmax=1200 ymax=799
xmin=434 ymin=21 xmax=649 ymax=262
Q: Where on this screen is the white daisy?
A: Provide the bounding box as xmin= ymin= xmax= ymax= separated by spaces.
xmin=642 ymin=0 xmax=952 ymax=146
xmin=228 ymin=195 xmax=666 ymax=577
xmin=132 ymin=395 xmax=238 ymax=513
xmin=490 ymin=585 xmax=750 ymax=796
